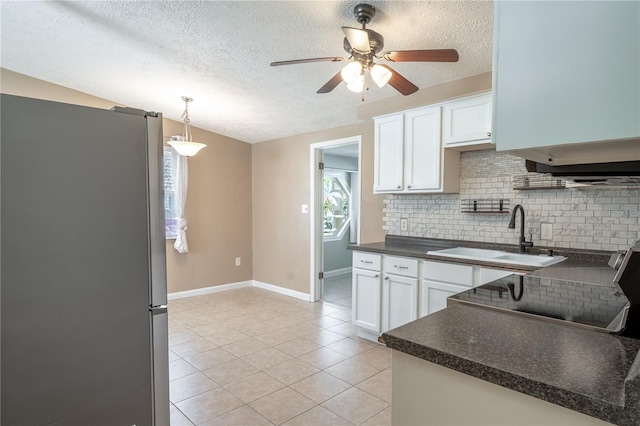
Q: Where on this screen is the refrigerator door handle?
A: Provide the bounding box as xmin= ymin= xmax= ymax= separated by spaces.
xmin=149 ymin=305 xmax=168 ymax=315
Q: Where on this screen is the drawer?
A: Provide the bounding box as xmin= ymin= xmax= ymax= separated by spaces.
xmin=353 ymin=252 xmax=381 ymax=271
xmin=423 ymin=261 xmax=473 ymax=287
xmin=384 ymin=256 xmax=419 ymax=278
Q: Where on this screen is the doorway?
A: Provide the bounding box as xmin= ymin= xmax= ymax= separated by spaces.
xmin=309 ymin=136 xmax=361 ymax=302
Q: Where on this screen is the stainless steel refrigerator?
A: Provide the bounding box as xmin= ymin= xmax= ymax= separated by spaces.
xmin=1 ymin=94 xmax=169 ymax=425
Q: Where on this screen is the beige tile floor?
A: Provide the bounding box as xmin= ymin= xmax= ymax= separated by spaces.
xmin=168 ymin=286 xmax=391 ymax=426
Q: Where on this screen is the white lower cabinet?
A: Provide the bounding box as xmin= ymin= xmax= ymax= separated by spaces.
xmin=382 ymin=255 xmax=419 ymax=331
xmin=352 ymin=252 xmax=383 ymax=333
xmin=420 ymin=260 xmax=513 ymax=317
xmin=420 ymin=280 xmax=469 ymax=317
xmin=420 ymin=261 xmax=474 ymax=317
xmin=352 ymin=267 xmax=382 ymax=333
xmin=352 ymin=251 xmax=516 ymax=341
xmin=383 ymin=275 xmax=418 ymax=330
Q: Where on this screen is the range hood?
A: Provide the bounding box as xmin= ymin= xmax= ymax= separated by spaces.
xmin=526 ymin=160 xmax=640 ymax=186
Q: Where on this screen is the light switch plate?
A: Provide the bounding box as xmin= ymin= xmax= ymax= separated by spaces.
xmin=400 ymin=218 xmax=408 ymax=231
xmin=301 ymin=204 xmax=309 ymax=214
xmin=541 ymin=223 xmax=553 ymax=240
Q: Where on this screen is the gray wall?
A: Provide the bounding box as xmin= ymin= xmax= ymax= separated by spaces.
xmin=323 ymin=227 xmax=353 ymax=273
xmin=324 ymin=153 xmax=358 ymax=171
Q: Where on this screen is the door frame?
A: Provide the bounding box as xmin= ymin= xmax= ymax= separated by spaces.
xmin=309 ymin=135 xmax=362 ymax=302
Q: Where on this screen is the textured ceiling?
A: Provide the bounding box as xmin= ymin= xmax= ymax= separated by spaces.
xmin=0 ymin=1 xmax=493 ymax=143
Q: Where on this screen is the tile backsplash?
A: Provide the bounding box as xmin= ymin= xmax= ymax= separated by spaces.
xmin=383 ymin=150 xmax=640 ymax=252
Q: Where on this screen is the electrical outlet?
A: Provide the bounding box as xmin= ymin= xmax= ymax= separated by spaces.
xmin=301 ymin=204 xmax=309 ymax=214
xmin=400 ymin=218 xmax=408 ymax=231
xmin=235 ymin=257 xmax=241 ymax=267
xmin=541 ymin=223 xmax=553 ymax=240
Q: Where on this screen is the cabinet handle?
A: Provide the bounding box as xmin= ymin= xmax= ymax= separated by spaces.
xmin=374 ymin=274 xmax=380 ymax=278
xmin=360 ymin=260 xmax=373 ymax=264
xmin=487 ymin=131 xmax=491 ymax=137
xmin=394 ymin=265 xmax=409 ymax=269
xmin=396 ymin=185 xmax=401 ymax=189
xmin=384 ymin=276 xmax=389 ymax=280
xmin=407 ymin=185 xmax=412 ymax=189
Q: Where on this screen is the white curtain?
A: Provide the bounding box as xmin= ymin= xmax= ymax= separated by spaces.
xmin=172 ymin=149 xmax=189 ymax=253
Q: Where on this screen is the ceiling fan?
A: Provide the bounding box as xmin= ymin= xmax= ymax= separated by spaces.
xmin=270 ymin=3 xmax=459 ymax=96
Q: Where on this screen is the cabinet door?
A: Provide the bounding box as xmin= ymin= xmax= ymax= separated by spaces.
xmin=478 ymin=268 xmax=513 ymax=286
xmin=443 ymin=93 xmax=492 ymax=146
xmin=494 ymin=1 xmax=640 ymax=153
xmin=382 ymin=274 xmax=418 ymax=331
xmin=404 ymin=106 xmax=441 ymax=191
xmin=352 ymin=267 xmax=382 ymax=332
xmin=373 ymin=114 xmax=404 ymax=192
xmin=420 ymin=280 xmax=468 ymax=317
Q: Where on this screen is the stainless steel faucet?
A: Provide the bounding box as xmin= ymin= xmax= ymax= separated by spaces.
xmin=508 ymin=204 xmax=534 ymax=253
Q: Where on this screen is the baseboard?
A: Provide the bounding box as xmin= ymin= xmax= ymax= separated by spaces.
xmin=168 ymin=280 xmax=252 ymax=300
xmin=169 ymin=280 xmax=312 ymax=302
xmin=323 ymin=267 xmax=352 ymax=278
xmin=252 ymin=280 xmax=311 ymax=302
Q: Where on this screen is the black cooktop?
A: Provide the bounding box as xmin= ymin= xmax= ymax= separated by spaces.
xmin=449 ymin=275 xmax=631 ymax=333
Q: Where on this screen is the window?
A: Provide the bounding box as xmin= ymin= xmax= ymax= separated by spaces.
xmin=323 ymin=172 xmax=351 ymax=242
xmin=163 ymin=147 xmax=178 ymax=239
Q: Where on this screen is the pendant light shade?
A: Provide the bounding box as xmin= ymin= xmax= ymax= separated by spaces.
xmin=168 ymin=96 xmax=207 ymax=157
xmin=168 ymin=137 xmax=206 ymax=157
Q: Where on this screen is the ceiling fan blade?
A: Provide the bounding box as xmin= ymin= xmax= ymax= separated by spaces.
xmin=382 ymin=49 xmax=459 ymax=62
xmin=271 ymin=57 xmax=345 ymax=66
xmin=377 ymin=64 xmax=418 ymax=96
xmin=342 ymin=27 xmax=370 ymax=54
xmin=317 ymin=72 xmax=344 ymax=94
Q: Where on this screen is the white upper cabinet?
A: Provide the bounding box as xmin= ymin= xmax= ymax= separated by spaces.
xmin=493 ymin=1 xmax=640 ymax=165
xmin=404 ymin=106 xmax=442 ymax=191
xmin=373 ymin=114 xmax=404 ymax=191
xmin=442 ymin=92 xmax=493 ymax=150
xmin=374 ymin=106 xmax=460 ymax=194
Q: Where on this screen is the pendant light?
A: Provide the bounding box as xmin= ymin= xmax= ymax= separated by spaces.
xmin=168 ymin=96 xmax=207 ymax=157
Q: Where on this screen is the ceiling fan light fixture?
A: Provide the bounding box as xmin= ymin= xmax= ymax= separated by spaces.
xmin=341 ymin=61 xmax=363 ymax=84
xmin=346 ymin=74 xmax=365 ymax=93
xmin=370 ymin=64 xmax=392 ymax=88
xmin=168 ymin=96 xmax=207 ymax=157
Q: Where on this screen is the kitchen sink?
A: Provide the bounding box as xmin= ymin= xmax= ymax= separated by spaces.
xmin=427 ymin=247 xmax=566 ymax=267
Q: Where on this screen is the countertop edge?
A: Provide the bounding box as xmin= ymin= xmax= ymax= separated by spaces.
xmin=349 ymin=236 xmax=615 ymax=276
xmin=382 ymin=307 xmax=640 ymax=426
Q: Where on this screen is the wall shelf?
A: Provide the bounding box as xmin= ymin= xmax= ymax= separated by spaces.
xmin=513 ymin=175 xmax=565 ymax=190
xmin=461 ymin=199 xmax=510 ymax=213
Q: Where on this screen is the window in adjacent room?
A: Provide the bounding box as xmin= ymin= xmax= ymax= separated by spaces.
xmin=163 ymin=146 xmax=178 ymax=239
xmin=323 ymin=171 xmax=351 ymax=242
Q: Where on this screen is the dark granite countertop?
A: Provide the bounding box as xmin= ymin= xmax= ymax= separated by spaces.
xmin=361 ymin=236 xmax=636 ymax=423
xmin=349 ymin=235 xmax=615 ymax=282
xmin=383 ymin=304 xmax=640 ymax=425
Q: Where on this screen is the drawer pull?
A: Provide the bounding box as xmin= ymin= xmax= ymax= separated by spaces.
xmin=394 ymin=265 xmax=409 ymax=269
xmin=374 ymin=274 xmax=380 ymax=278
xmin=384 ymin=276 xmax=389 ymax=280
xmin=361 ymin=260 xmax=373 ymax=264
